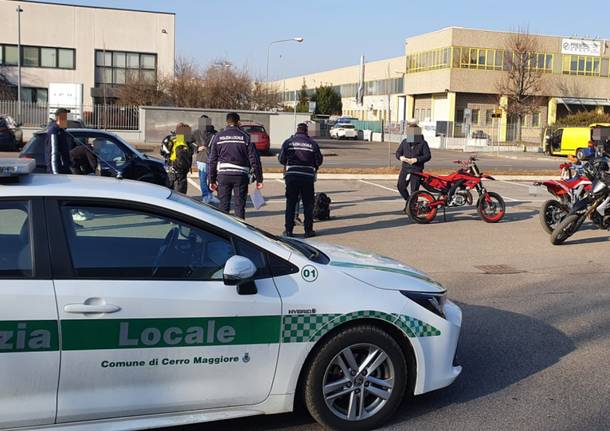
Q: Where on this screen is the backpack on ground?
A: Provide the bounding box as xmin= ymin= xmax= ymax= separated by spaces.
xmin=313 ymin=192 xmax=331 ymax=220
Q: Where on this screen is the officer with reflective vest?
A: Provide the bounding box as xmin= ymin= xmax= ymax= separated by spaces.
xmin=168 ymin=123 xmax=194 ymax=194
xmin=208 ymin=112 xmax=263 ymax=219
xmin=278 ymin=123 xmax=323 ymax=237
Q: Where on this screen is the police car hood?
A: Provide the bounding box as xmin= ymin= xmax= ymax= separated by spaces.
xmin=309 ymin=241 xmax=445 ymax=293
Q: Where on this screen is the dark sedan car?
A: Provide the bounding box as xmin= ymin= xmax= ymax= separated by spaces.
xmin=0 ymin=116 xmax=22 ymax=151
xmin=19 ymin=128 xmax=168 ymax=187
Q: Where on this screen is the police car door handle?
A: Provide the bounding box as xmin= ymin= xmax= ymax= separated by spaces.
xmin=64 ymin=303 xmax=121 ymax=314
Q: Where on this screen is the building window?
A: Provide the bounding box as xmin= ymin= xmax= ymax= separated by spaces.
xmin=471 ymin=109 xmax=480 ymax=125
xmin=22 ymin=46 xmax=39 ymax=67
xmin=0 ymin=45 xmax=76 ymax=69
xmin=562 ymin=55 xmax=600 ymax=76
xmin=3 ymin=45 xmax=18 ymax=65
xmin=456 ymin=109 xmax=464 ymax=123
xmin=531 ymin=112 xmax=540 ymax=127
xmin=485 ymin=109 xmax=493 ymax=125
xmin=407 ymin=46 xmax=554 ymax=74
xmin=21 ymin=87 xmax=48 ymax=104
xmin=0 ymin=44 xmax=75 ymax=69
xmin=40 ymin=47 xmax=57 ymax=68
xmin=406 ymin=47 xmax=451 ymax=73
xmin=58 ymin=48 xmax=75 ymax=69
xmin=95 ymin=50 xmax=158 ymax=87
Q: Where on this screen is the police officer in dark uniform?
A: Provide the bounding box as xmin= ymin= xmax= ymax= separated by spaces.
xmin=395 ymin=120 xmax=431 ymax=212
xmin=208 ymin=112 xmax=263 ymax=219
xmin=45 ymin=108 xmax=72 ymax=174
xmin=278 ymin=123 xmax=323 ymax=238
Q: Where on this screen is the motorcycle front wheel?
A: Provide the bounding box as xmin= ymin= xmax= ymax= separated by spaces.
xmin=407 ymin=191 xmax=438 ymax=224
xmin=539 ymin=199 xmax=569 ymax=234
xmin=477 ymin=192 xmax=506 ymax=223
xmin=550 ymin=214 xmax=582 ymax=245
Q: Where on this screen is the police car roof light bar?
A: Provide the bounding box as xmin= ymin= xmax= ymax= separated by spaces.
xmin=0 ymin=158 xmax=35 ymax=178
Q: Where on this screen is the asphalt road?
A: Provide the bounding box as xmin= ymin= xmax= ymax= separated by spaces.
xmin=2 ymin=138 xmax=560 ymax=173
xmin=167 ymin=178 xmax=609 ymax=431
xmin=260 ymin=139 xmax=560 ymax=173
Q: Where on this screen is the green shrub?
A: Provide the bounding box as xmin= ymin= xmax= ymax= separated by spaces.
xmin=555 ymin=111 xmax=610 ymax=127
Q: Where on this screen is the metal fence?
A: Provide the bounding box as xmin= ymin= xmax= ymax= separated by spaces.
xmin=0 ymin=100 xmax=140 ymax=130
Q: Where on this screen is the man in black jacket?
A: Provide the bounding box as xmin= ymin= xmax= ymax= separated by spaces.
xmin=193 ymin=115 xmax=218 ymax=203
xmin=395 ymin=121 xmax=431 ymax=212
xmin=278 ymin=123 xmax=323 ymax=237
xmin=208 ymin=112 xmax=263 ymax=219
xmin=45 ymin=108 xmax=72 ymax=174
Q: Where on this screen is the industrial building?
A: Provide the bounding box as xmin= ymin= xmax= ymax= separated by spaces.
xmin=0 ymin=0 xmax=175 ymax=107
xmin=273 ymin=27 xmax=610 ymax=142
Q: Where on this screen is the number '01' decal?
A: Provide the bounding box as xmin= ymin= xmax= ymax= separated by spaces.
xmin=301 ymin=265 xmax=318 ymax=282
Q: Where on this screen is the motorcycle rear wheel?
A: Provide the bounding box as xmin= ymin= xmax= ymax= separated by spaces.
xmin=407 ymin=191 xmax=438 ymax=224
xmin=539 ymin=199 xmax=569 ymax=234
xmin=550 ymin=214 xmax=581 ymax=245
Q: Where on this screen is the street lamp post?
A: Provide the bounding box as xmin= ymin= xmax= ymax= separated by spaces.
xmin=16 ymin=5 xmax=23 ymax=120
xmin=265 ymin=37 xmax=303 ymax=108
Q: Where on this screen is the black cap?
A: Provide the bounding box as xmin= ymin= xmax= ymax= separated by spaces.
xmin=297 ymin=122 xmax=308 ymax=133
xmin=55 ymin=108 xmax=71 ymax=115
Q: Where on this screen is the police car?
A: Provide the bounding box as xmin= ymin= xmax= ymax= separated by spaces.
xmin=0 ymin=159 xmax=461 ymax=431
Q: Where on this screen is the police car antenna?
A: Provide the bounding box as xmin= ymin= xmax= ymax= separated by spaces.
xmin=63 ymin=130 xmax=123 ymax=180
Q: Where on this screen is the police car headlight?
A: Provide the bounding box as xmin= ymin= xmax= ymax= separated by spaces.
xmin=400 ymin=291 xmax=446 ymax=318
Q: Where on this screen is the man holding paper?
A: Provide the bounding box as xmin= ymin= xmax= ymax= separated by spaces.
xmin=208 ymin=112 xmax=263 ymax=219
xmin=395 ymin=119 xmax=431 ymax=213
xmin=279 ymin=123 xmax=323 ymax=238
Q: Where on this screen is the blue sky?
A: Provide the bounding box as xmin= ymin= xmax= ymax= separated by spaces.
xmin=42 ymin=0 xmax=610 ymax=80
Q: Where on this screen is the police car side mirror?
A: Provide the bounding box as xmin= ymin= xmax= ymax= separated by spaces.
xmin=223 ymin=255 xmax=258 ymax=295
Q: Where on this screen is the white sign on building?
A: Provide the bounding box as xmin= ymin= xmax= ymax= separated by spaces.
xmin=561 ymin=38 xmax=602 ymax=56
xmin=48 ymin=83 xmax=83 ymax=120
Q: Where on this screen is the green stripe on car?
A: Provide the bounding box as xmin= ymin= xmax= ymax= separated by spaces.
xmin=0 ymin=311 xmax=440 ymax=353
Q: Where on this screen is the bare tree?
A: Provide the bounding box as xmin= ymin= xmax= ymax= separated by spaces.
xmin=555 ymin=77 xmax=590 ymax=115
xmin=250 ymin=80 xmax=282 ymax=111
xmin=116 ymin=75 xmax=165 ymax=106
xmin=118 ymin=57 xmax=284 ymax=110
xmin=200 ymin=61 xmax=252 ymax=109
xmin=496 ymin=29 xmax=545 ymax=142
xmin=0 ymin=66 xmax=16 ymax=100
xmin=159 ymin=56 xmax=208 ymax=108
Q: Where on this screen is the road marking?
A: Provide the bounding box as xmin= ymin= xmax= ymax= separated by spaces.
xmin=359 ymin=179 xmax=398 ymax=193
xmin=275 ymin=179 xmax=285 ymax=184
xmin=188 ymin=178 xmax=201 ymax=191
xmin=499 ymin=180 xmax=533 ymax=188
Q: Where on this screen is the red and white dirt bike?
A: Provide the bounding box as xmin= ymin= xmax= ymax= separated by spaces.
xmin=407 ymin=156 xmax=506 ymax=224
xmin=535 ymin=161 xmax=592 ymax=234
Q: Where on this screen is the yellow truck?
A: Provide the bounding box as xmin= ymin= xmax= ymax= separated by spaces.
xmin=543 ymin=123 xmax=610 ymax=158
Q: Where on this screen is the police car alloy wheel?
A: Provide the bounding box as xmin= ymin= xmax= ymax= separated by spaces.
xmin=303 ymin=325 xmax=407 ymax=431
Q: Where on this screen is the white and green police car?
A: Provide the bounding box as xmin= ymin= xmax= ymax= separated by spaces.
xmin=0 ymin=159 xmax=461 ymax=431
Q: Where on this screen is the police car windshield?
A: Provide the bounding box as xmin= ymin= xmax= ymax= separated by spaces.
xmin=168 ymin=193 xmax=328 ymax=263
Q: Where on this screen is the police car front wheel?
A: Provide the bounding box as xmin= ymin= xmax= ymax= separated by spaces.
xmin=303 ymin=325 xmax=407 ymax=431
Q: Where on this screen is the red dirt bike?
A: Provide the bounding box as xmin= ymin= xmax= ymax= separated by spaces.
xmin=535 ymin=161 xmax=592 ymax=233
xmin=407 ymin=156 xmax=506 ymax=224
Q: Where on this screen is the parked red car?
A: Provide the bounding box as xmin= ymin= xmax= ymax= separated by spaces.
xmin=241 ymin=121 xmax=270 ymax=154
